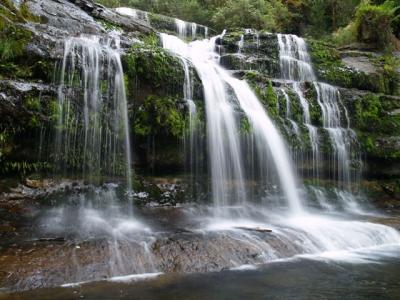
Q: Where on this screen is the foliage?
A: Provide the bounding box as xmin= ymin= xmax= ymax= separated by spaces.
xmin=0 ymin=20 xmax=32 ymax=77
xmin=98 ymin=0 xmax=291 ymax=32
xmin=212 ymin=0 xmax=290 ymax=32
xmin=355 ymin=1 xmax=395 ymax=47
xmin=1 ymin=161 xmax=51 ymax=175
xmin=301 ymin=0 xmax=361 ymax=37
xmin=331 ymin=0 xmax=400 ymax=48
xmin=94 ymin=0 xmax=400 ymax=49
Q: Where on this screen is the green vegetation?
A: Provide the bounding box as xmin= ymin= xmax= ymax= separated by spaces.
xmin=308 ymin=39 xmax=400 ymax=95
xmin=133 ymin=95 xmax=187 ymax=138
xmin=0 ymin=0 xmax=52 ymax=81
xmin=124 ymin=42 xmax=184 ymax=98
xmin=332 ymin=0 xmax=400 ymax=49
xmin=98 ymin=0 xmax=400 ymax=50
xmin=264 ymin=81 xmax=279 ymax=117
xmin=352 ymin=93 xmax=400 ymax=158
xmin=96 ymin=0 xmax=364 ymax=38
xmin=212 ymin=0 xmax=290 ymax=32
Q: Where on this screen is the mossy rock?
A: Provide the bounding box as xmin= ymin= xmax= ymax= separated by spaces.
xmin=307 ymin=39 xmax=400 ymax=95
xmin=342 ymin=92 xmax=400 ymax=160
xmin=219 ymin=30 xmax=279 ymax=77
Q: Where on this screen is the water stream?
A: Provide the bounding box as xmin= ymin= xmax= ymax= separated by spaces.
xmin=55 ymin=34 xmax=132 ymax=193
xmin=160 ymin=30 xmax=400 ymax=263
xmin=277 ymin=33 xmax=360 ymax=187
xmin=7 ymin=27 xmax=398 ymax=294
xmin=161 ymin=32 xmax=302 ymax=212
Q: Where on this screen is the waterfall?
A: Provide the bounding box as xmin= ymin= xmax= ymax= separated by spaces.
xmin=314 ymin=82 xmax=360 ymax=186
xmin=237 ymin=35 xmax=244 ymax=55
xmin=161 ymin=32 xmax=302 ymax=212
xmin=278 ymin=34 xmax=360 ymax=188
xmin=55 ymin=34 xmax=132 ymax=193
xmin=165 ymin=41 xmax=201 ymax=198
xmin=174 ymin=18 xmax=209 ymax=40
xmin=116 ymin=7 xmax=150 ymax=24
xmin=175 ymin=18 xmax=187 ymax=38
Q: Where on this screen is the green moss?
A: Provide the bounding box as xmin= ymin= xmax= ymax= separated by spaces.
xmin=308 ymin=38 xmax=399 ymax=95
xmin=220 ymin=30 xmax=243 ymax=52
xmin=307 ymin=39 xmax=353 ymax=86
xmin=261 ymin=81 xmax=279 ymax=118
xmin=287 ymin=89 xmax=304 ymax=124
xmin=245 ymin=74 xmax=280 ymax=119
xmin=134 ymin=95 xmax=187 ymax=138
xmin=23 ymin=97 xmax=41 ymax=111
xmin=351 ymin=93 xmax=400 ymax=159
xmin=305 ymin=83 xmax=323 ymax=126
xmin=240 ymin=115 xmax=252 ymax=134
xmin=352 ymin=93 xmax=400 ymax=136
xmin=0 ymin=21 xmax=39 ymax=80
xmin=124 ymin=43 xmax=184 ymax=99
xmin=141 ymin=32 xmax=161 ymax=47
xmin=97 ymin=18 xmax=123 ymax=31
xmin=0 ymin=1 xmax=53 ymax=81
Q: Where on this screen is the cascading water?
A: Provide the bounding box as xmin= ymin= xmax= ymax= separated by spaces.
xmin=166 ymin=41 xmax=202 ymax=198
xmin=162 ymin=29 xmax=399 ymax=265
xmin=116 ymin=7 xmax=150 ymax=24
xmin=161 ymin=32 xmax=302 ymax=212
xmin=277 ymin=33 xmax=360 ymax=188
xmin=55 ymin=34 xmax=132 ymax=192
xmin=314 ymin=82 xmax=360 ymax=186
xmin=174 ymin=17 xmax=209 ymax=40
xmin=48 ymin=34 xmax=158 ymax=280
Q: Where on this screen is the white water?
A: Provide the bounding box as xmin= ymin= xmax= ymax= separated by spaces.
xmin=56 ymin=34 xmax=132 ymax=193
xmin=161 ymin=30 xmax=400 ymax=265
xmin=47 ymin=28 xmax=400 ymax=286
xmin=165 ymin=38 xmax=202 ymax=197
xmin=161 ymin=32 xmax=302 ymax=212
xmin=174 ymin=17 xmax=209 ymax=40
xmin=116 ymin=7 xmax=149 ymax=24
xmin=237 ymin=34 xmax=244 ymax=55
xmin=278 ymin=34 xmax=360 ymax=187
xmin=314 ymin=82 xmax=359 ymax=186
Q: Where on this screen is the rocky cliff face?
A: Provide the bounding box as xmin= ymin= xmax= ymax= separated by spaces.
xmin=1 ymin=0 xmax=400 ymax=206
xmin=219 ymin=31 xmax=400 ymax=169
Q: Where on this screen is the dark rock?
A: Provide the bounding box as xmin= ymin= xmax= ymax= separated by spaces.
xmin=69 ymin=0 xmax=153 ymax=34
xmin=0 ymin=80 xmax=56 ymax=124
xmin=27 ymin=0 xmax=103 ymax=35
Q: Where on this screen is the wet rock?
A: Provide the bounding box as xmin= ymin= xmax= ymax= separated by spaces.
xmin=69 ymin=0 xmax=153 ymax=34
xmin=24 ymin=179 xmax=48 ymax=189
xmin=26 ymin=0 xmax=103 ymax=36
xmin=369 ymin=216 xmax=400 ymax=231
xmin=0 ymin=80 xmax=56 ymax=124
xmin=342 ymin=56 xmax=378 ymax=74
xmin=0 ymin=179 xmax=86 ymax=202
xmin=0 ymin=228 xmax=303 ymax=292
xmin=23 ymin=0 xmax=149 ymax=62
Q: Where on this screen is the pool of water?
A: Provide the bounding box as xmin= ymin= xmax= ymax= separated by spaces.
xmin=3 ymin=251 xmax=400 ymax=300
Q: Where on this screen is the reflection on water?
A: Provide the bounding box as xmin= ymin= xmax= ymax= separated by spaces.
xmin=4 ymin=253 xmax=400 ymax=300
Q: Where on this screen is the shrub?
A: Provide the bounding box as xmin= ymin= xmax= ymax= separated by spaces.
xmin=355 ymin=2 xmax=394 ymax=47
